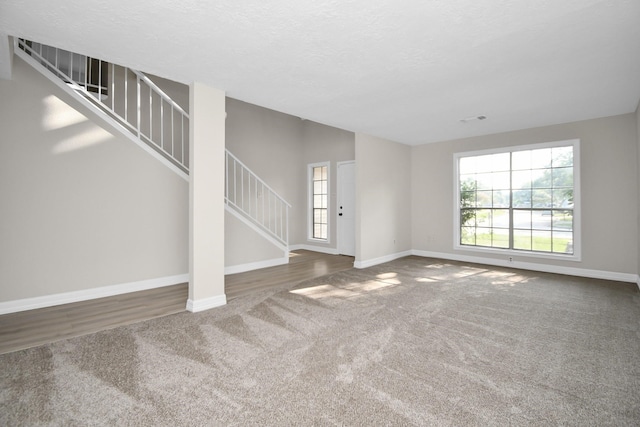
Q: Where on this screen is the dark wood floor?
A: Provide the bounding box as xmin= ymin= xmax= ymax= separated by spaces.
xmin=226 ymin=250 xmax=355 ymax=300
xmin=0 ymin=250 xmax=354 ymax=354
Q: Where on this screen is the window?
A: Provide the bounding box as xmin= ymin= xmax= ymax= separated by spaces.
xmin=309 ymin=162 xmax=329 ymax=241
xmin=455 ymin=140 xmax=580 ymax=260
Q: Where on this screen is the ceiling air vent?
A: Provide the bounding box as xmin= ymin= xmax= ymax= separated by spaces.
xmin=460 ymin=115 xmax=487 ymax=123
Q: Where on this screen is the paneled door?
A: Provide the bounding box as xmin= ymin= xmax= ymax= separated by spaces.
xmin=337 ymin=161 xmax=356 ymax=256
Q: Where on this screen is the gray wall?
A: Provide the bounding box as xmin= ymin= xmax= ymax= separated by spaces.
xmin=224 ymin=98 xmax=303 ymax=266
xmin=637 ymin=102 xmax=640 ymax=280
xmin=224 ymin=98 xmax=355 ymax=267
xmin=355 ymin=134 xmax=412 ymax=263
xmin=0 ymin=57 xmax=188 ymax=302
xmin=411 ymin=113 xmax=638 ymax=275
xmin=301 ymin=120 xmax=355 ymax=250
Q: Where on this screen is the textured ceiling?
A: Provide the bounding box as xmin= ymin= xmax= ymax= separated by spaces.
xmin=1 ymin=0 xmax=639 ymax=145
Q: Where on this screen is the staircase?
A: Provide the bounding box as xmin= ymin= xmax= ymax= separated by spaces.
xmin=15 ymin=38 xmax=189 ymax=178
xmin=225 ymin=150 xmax=291 ymax=252
xmin=15 ymin=38 xmax=290 ymax=256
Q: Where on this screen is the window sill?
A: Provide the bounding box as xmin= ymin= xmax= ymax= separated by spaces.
xmin=454 ymin=243 xmax=581 ymax=262
xmin=308 ymin=238 xmax=330 ymax=244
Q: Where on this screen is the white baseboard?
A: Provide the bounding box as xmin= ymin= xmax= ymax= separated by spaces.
xmin=186 ymin=294 xmax=227 ymax=312
xmin=225 ymin=256 xmax=289 ymax=275
xmin=412 ymin=250 xmax=638 ymax=283
xmin=290 ymin=244 xmax=340 ymax=255
xmin=354 ymin=250 xmax=413 ymax=269
xmin=0 ymin=273 xmax=189 ymax=315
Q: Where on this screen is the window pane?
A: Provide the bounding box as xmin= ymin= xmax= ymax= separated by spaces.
xmin=532 ymin=189 xmax=552 ymax=208
xmin=476 ymin=173 xmax=492 ymax=190
xmin=492 ymin=209 xmax=510 ymax=229
xmin=313 ymin=181 xmax=323 ymax=194
xmin=533 ymin=211 xmax=552 ymax=230
xmin=476 ymin=155 xmax=494 ymax=173
xmin=514 ymin=229 xmax=531 ymax=250
xmin=512 ymin=170 xmax=531 ymax=189
xmin=461 ymin=227 xmax=476 ymax=245
xmin=532 ymin=230 xmax=552 ymax=252
xmin=512 ymin=150 xmax=531 ymax=170
xmin=461 ymin=191 xmax=476 ymax=208
xmin=460 ymin=175 xmax=476 ymax=189
xmin=492 ymin=229 xmax=509 ymax=248
xmin=513 ymin=210 xmax=531 ymax=229
xmin=313 ymin=167 xmax=323 ymax=180
xmin=492 ymin=172 xmax=510 ymax=190
xmin=531 ymin=148 xmax=552 ymax=169
xmin=320 ymin=224 xmax=327 ymax=239
xmin=553 ymin=188 xmax=573 ymax=208
xmin=321 ymin=166 xmax=327 ymax=180
xmin=552 ymin=146 xmax=573 ymax=167
xmin=475 ymin=227 xmax=492 ymax=247
xmin=512 ymin=189 xmax=531 ymax=208
xmin=491 ymin=153 xmax=510 ymax=171
xmin=314 ymin=209 xmax=327 ymax=224
xmin=476 ymin=209 xmax=492 ymax=227
xmin=552 ymin=167 xmax=573 ymax=187
xmin=493 ymin=190 xmax=510 ymax=208
xmin=459 ymin=157 xmax=476 ymax=174
xmin=476 ymin=191 xmax=492 ymax=208
xmin=461 ymin=209 xmax=476 ymax=226
xmin=552 ymin=231 xmax=573 ymax=254
xmin=531 ymin=169 xmax=552 ymax=188
xmin=552 ymin=210 xmax=573 ymax=231
xmin=313 ymin=195 xmax=323 ymax=207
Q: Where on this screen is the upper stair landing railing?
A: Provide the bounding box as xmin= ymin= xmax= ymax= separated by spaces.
xmin=16 ymin=39 xmax=189 ymax=174
xmin=15 ymin=39 xmax=291 ymax=252
xmin=225 ymin=150 xmax=291 ymax=249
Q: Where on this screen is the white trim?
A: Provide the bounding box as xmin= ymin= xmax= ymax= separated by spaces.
xmin=0 ymin=274 xmax=189 ymax=315
xmin=15 ymin=48 xmax=189 ymax=181
xmin=453 ymin=139 xmax=581 ymax=262
xmin=411 ymin=250 xmax=637 ymax=283
xmin=225 ymin=255 xmax=289 ymax=275
xmin=308 ymin=161 xmax=331 ymax=243
xmin=290 ymin=244 xmax=340 ymax=255
xmin=186 ymin=294 xmax=227 ymax=312
xmin=354 ymin=250 xmax=413 ymax=269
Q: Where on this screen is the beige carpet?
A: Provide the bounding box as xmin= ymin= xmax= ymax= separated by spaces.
xmin=2 ymin=256 xmax=639 ymax=426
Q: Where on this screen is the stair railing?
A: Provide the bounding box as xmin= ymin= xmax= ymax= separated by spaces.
xmin=225 ymin=150 xmax=291 ymax=247
xmin=16 ymin=39 xmax=189 ymax=173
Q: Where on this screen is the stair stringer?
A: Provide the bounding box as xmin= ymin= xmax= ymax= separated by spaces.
xmin=14 ymin=46 xmax=189 ymax=181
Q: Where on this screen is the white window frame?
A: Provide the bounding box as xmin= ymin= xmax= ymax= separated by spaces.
xmin=308 ymin=161 xmax=330 ymax=243
xmin=453 ymin=139 xmax=581 ymax=261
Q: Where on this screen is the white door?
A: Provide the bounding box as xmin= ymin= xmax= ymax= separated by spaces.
xmin=337 ymin=161 xmax=356 ymax=256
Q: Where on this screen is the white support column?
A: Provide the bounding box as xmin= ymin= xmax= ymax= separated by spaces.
xmin=0 ymin=33 xmax=14 ymax=80
xmin=186 ymin=82 xmax=226 ymax=312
